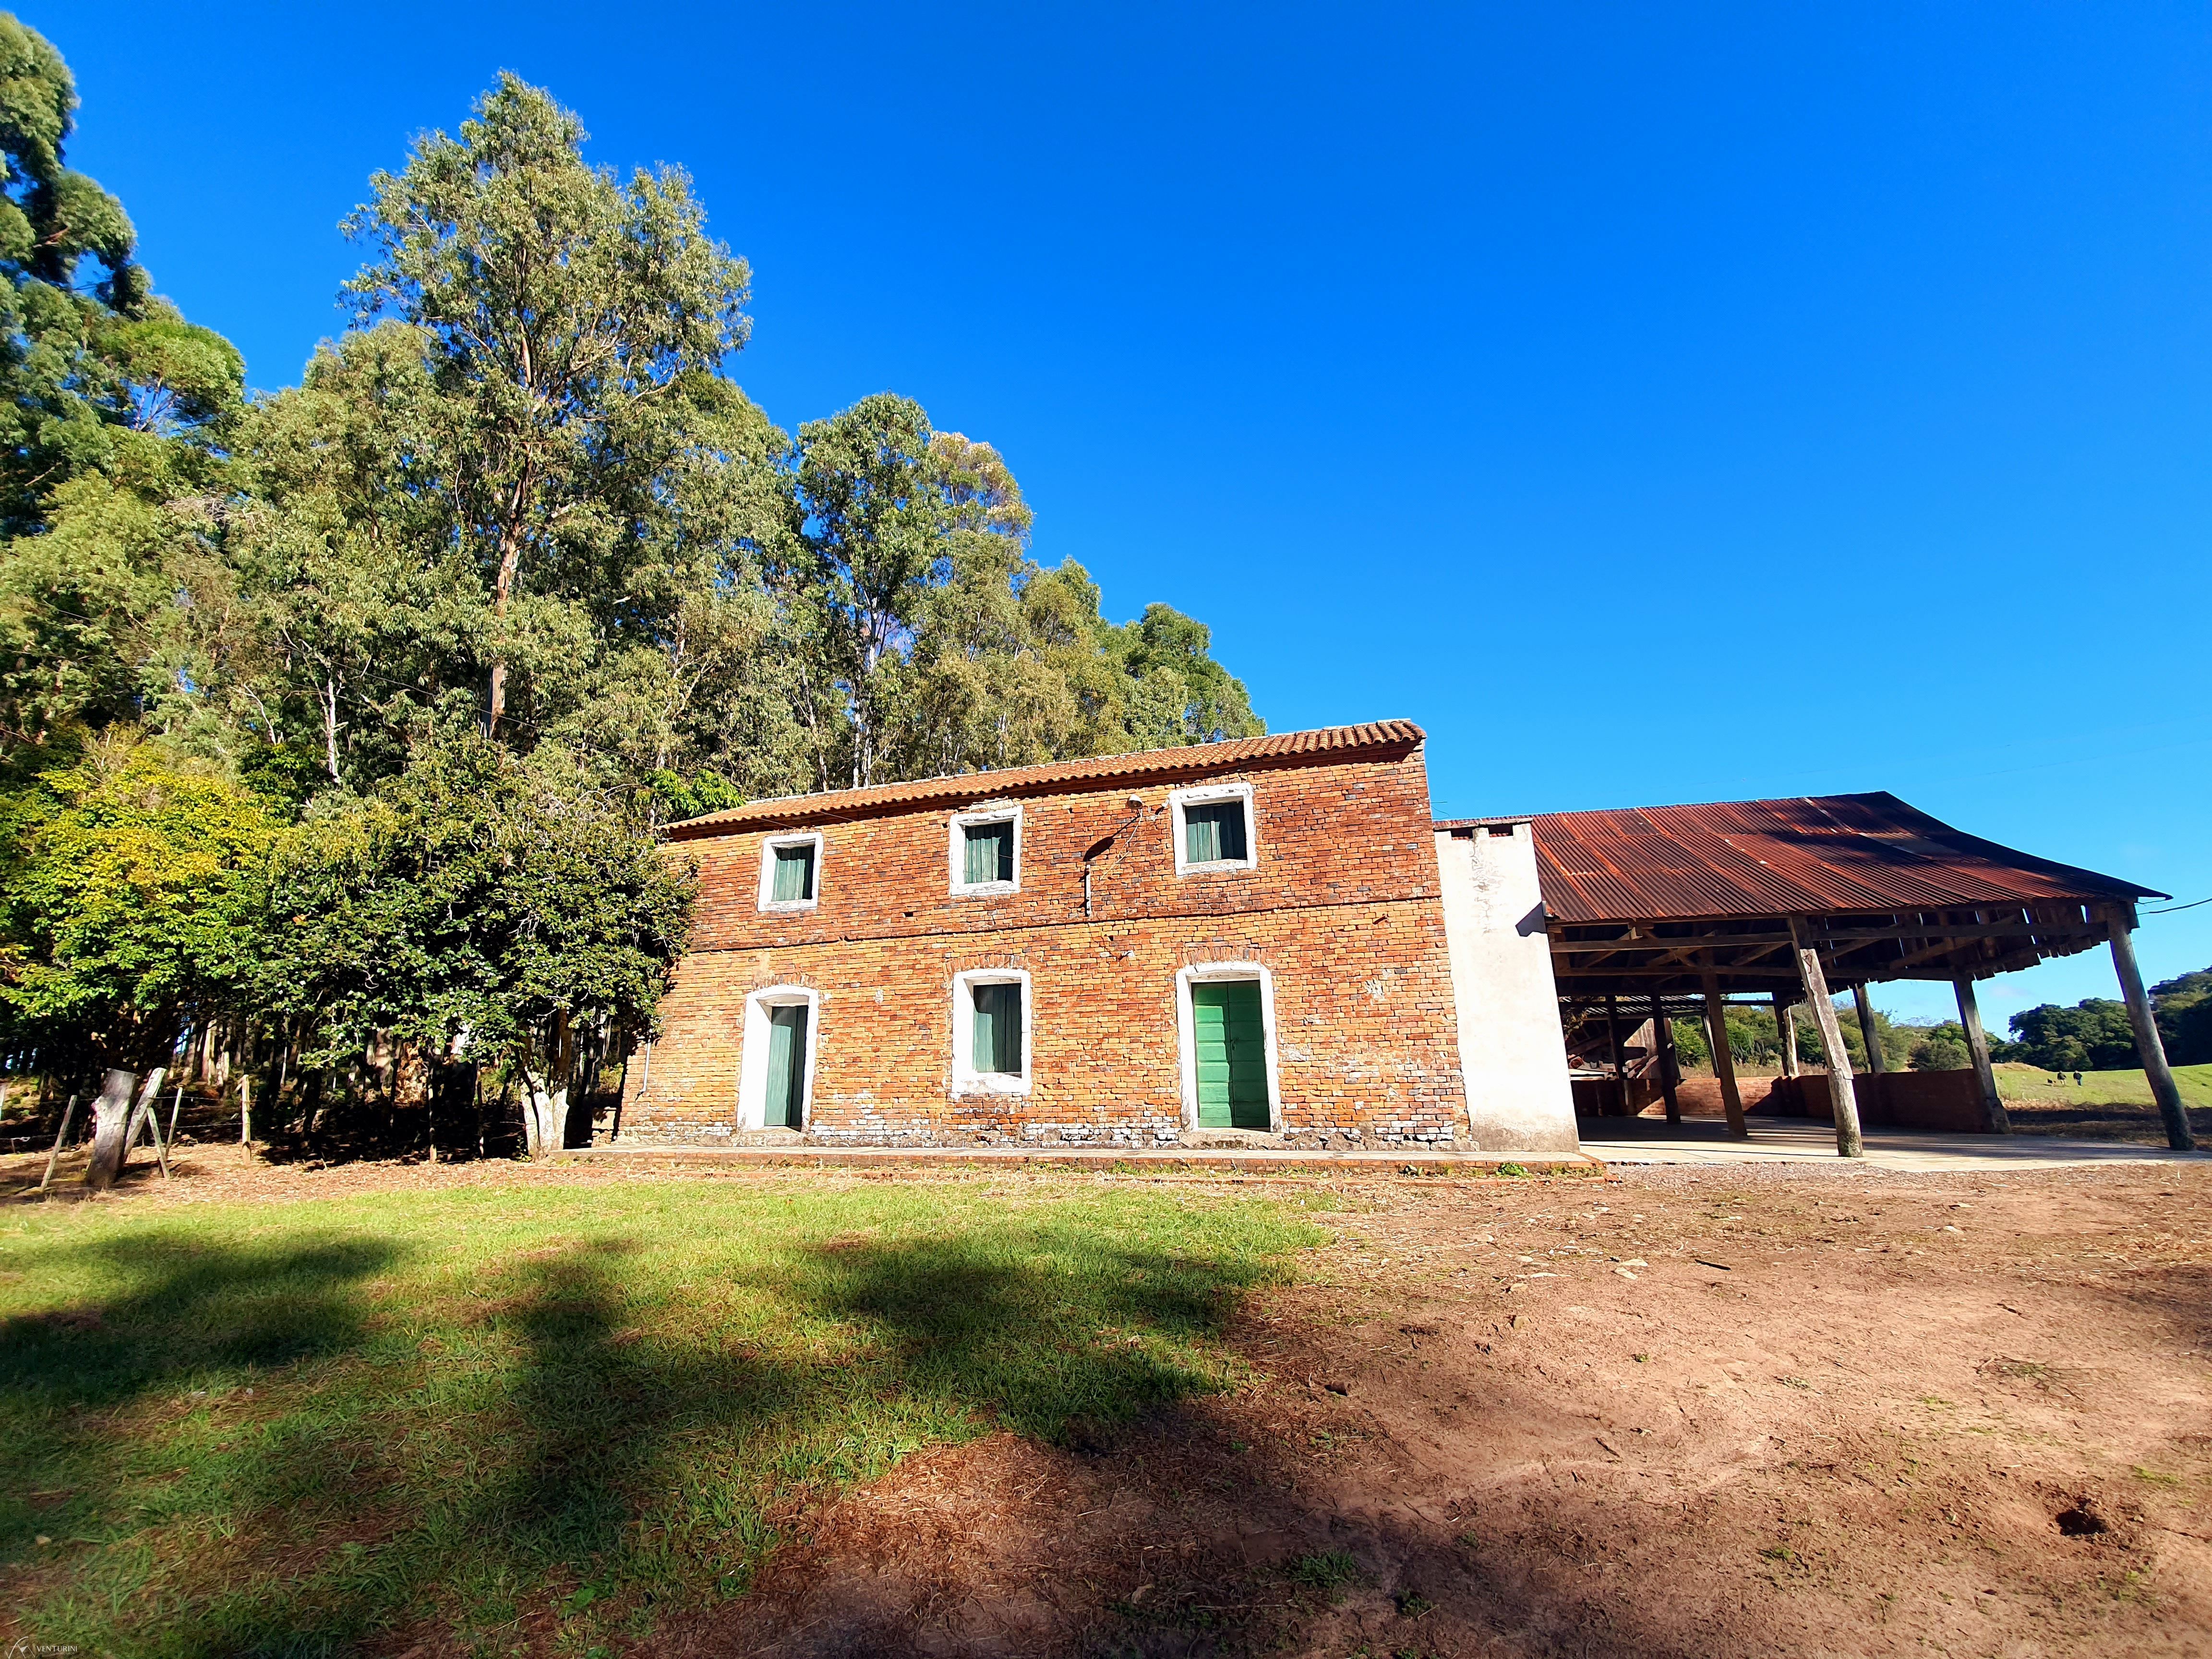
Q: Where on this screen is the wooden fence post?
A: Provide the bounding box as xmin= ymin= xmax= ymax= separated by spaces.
xmin=36 ymin=1093 xmax=79 ymax=1192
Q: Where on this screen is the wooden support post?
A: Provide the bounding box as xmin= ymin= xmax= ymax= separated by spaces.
xmin=36 ymin=1093 xmax=79 ymax=1193
xmin=239 ymin=1076 xmax=253 ymax=1147
xmin=1952 ymin=976 xmax=2012 ymax=1135
xmin=1774 ymin=995 xmax=1800 ymax=1078
xmin=1650 ymin=996 xmax=1682 ymax=1124
xmin=2106 ymin=912 xmax=2195 ymax=1151
xmin=1790 ymin=919 xmax=1863 ymax=1158
xmin=1700 ymin=963 xmax=1748 ymax=1140
xmin=1851 ymin=984 xmax=1886 ymax=1075
xmin=1605 ymin=995 xmax=1629 ymax=1117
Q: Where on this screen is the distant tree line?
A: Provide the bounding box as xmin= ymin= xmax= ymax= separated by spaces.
xmin=1663 ymin=966 xmax=2211 ymax=1081
xmin=1995 ymin=969 xmax=2212 ymax=1072
xmin=1667 ymin=1001 xmax=1972 ymax=1075
xmin=0 ymin=22 xmax=1260 ymax=1161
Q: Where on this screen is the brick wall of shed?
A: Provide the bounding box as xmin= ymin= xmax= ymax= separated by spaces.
xmin=618 ymin=749 xmax=1469 ymax=1147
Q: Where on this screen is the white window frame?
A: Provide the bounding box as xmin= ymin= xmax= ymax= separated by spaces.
xmin=1169 ymin=781 xmax=1259 ymax=876
xmin=1174 ymin=962 xmax=1282 ymax=1132
xmin=735 ymin=985 xmax=821 ymax=1130
xmin=950 ymin=968 xmax=1032 ymax=1096
xmin=756 ymin=831 xmax=825 ymax=913
xmin=948 ymin=804 xmax=1023 ymax=897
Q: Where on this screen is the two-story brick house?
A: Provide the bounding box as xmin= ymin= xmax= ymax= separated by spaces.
xmin=616 ymin=721 xmax=1579 ymax=1154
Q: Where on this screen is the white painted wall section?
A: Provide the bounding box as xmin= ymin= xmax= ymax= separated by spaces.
xmin=1435 ymin=824 xmax=1580 ymax=1155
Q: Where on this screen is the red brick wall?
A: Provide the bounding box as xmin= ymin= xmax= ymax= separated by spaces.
xmin=619 ymin=746 xmax=1469 ymax=1147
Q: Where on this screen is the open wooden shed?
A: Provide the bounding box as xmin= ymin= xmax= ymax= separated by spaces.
xmin=1438 ymin=793 xmax=2194 ymax=1155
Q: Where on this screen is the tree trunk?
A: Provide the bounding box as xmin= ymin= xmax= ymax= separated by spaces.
xmin=520 ymin=1013 xmax=574 ymax=1159
xmin=84 ymin=1068 xmax=142 ymax=1191
xmin=322 ymin=671 xmax=343 ymax=783
xmin=485 ymin=476 xmax=531 ymax=738
xmin=522 ymin=1070 xmax=565 ymax=1159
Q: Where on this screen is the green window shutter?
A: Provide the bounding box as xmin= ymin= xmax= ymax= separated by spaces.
xmin=1185 ymin=807 xmax=1218 ymax=865
xmin=972 ymin=982 xmax=1022 ymax=1074
xmin=771 ymin=843 xmax=815 ymax=902
xmin=764 ymin=1004 xmax=808 ymax=1127
xmin=1184 ymin=800 xmax=1247 ymax=864
xmin=963 ymin=821 xmax=1014 ymax=885
xmin=1191 ymin=980 xmax=1269 ymax=1128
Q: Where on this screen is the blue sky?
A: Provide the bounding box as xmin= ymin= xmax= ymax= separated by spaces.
xmin=47 ymin=1 xmax=2212 ymax=1025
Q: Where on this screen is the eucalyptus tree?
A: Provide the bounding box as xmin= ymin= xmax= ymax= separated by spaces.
xmin=339 ymin=72 xmax=759 ymax=753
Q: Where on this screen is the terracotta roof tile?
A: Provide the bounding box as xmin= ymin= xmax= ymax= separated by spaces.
xmin=669 ymin=720 xmax=1426 ymax=838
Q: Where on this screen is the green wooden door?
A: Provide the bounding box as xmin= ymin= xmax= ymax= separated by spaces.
xmin=764 ymin=1004 xmax=808 ymax=1127
xmin=1191 ymin=980 xmax=1269 ymax=1129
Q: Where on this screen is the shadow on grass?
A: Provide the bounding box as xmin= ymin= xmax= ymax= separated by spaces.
xmin=0 ymin=1209 xmax=1292 ymax=1658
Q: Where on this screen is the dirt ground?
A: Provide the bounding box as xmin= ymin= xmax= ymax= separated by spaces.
xmin=12 ymin=1144 xmax=2212 ymax=1657
xmin=654 ymin=1159 xmax=2212 ymax=1659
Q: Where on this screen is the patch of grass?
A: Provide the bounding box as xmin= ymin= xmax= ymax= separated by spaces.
xmin=1285 ymin=1549 xmax=1363 ymax=1600
xmin=0 ymin=1178 xmax=1321 ymax=1656
xmin=1395 ymin=1589 xmax=1434 ymax=1617
xmin=2132 ymin=1465 xmax=2182 ymax=1486
xmin=1996 ymin=1061 xmax=2212 ymax=1110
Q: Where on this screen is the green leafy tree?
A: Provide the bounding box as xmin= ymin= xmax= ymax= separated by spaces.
xmin=787 ymin=396 xmax=1262 ymax=790
xmin=1906 ymin=1022 xmax=1970 ymax=1070
xmin=2005 ymin=998 xmax=2140 ymax=1072
xmin=1667 ymin=1017 xmax=1708 ymax=1067
xmin=2152 ymin=966 xmax=2212 ymax=1067
xmin=1112 ymin=603 xmax=1262 ymax=748
xmin=0 ymin=15 xmax=243 ymax=763
xmin=263 ymin=736 xmax=694 ymax=1155
xmin=0 ymin=733 xmax=277 ymax=1072
xmin=338 ymin=72 xmax=764 ymax=751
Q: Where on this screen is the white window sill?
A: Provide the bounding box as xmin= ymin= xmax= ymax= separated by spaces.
xmin=951 ymin=1072 xmax=1031 ymax=1097
xmin=757 ymin=900 xmax=819 ymax=914
xmin=951 ymin=882 xmax=1020 ymax=898
xmin=1177 ymin=860 xmax=1257 ymax=877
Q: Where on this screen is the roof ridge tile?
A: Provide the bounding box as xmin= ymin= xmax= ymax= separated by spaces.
xmin=668 ymin=720 xmax=1425 ymax=837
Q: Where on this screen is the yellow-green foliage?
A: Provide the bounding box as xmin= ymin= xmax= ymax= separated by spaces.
xmin=0 ymin=734 xmax=277 ymax=1041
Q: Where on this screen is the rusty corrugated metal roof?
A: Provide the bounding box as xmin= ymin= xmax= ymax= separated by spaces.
xmin=1438 ymin=792 xmax=2162 ymax=923
xmin=670 ymin=720 xmax=1425 ymax=838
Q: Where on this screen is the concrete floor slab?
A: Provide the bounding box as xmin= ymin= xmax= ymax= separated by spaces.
xmin=1576 ymin=1116 xmax=2207 ymax=1170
